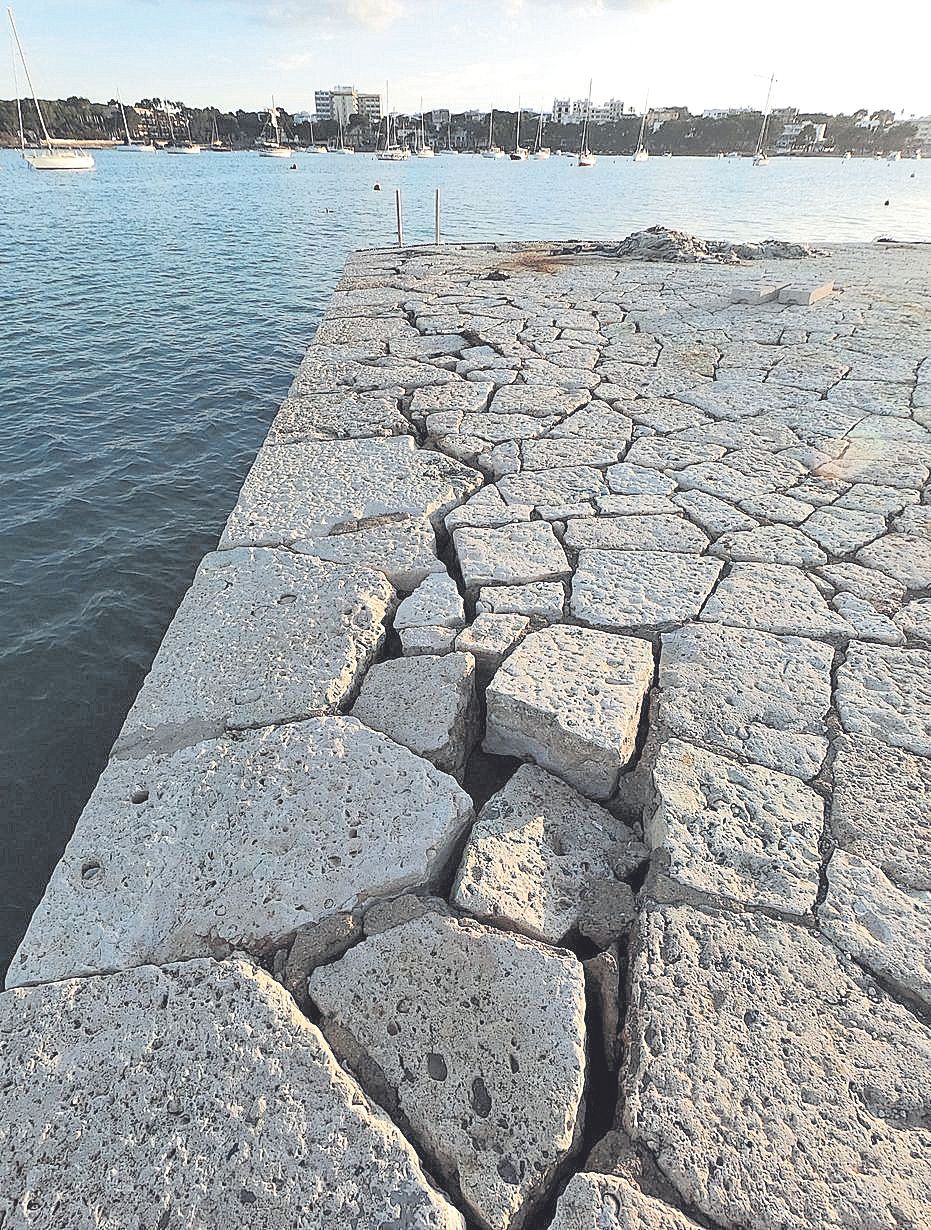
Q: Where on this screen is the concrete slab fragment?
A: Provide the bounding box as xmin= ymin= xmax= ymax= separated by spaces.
xmin=571 ymin=550 xmax=723 ymax=631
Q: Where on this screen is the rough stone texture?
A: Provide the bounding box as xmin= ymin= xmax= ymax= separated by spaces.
xmin=623 ymin=903 xmax=931 ymax=1230
xmin=0 ymin=958 xmax=465 ymax=1229
xmin=485 ymin=626 xmax=654 ymax=800
xmin=564 ymin=514 xmax=710 ymax=554
xmin=455 ymin=613 xmax=530 ymax=677
xmin=657 ymin=624 xmax=833 ymax=779
xmin=113 ymin=549 xmax=393 ymax=759
xmin=294 ymin=513 xmax=442 ymax=592
xmin=646 ymin=739 xmax=823 ymax=913
xmin=395 ymin=571 xmax=465 ymax=631
xmin=830 ymin=734 xmax=931 ymax=894
xmin=836 ymin=643 xmax=931 ymax=757
xmin=856 ymin=533 xmax=931 ymax=588
xmin=819 ymin=851 xmax=931 ymax=1009
xmin=283 ymin=912 xmax=362 ymax=1008
xmin=477 ymin=581 xmax=566 ymax=620
xmin=571 ymin=550 xmax=723 ymax=631
xmin=309 ymin=912 xmax=587 ymax=1230
xmin=351 ymin=653 xmax=479 ymax=780
xmin=9 ymin=718 xmax=472 ymax=987
xmin=551 ymin=1174 xmax=702 ymax=1230
xmin=699 ymin=562 xmax=853 ymax=639
xmin=454 ymin=521 xmax=571 ymax=591
xmin=453 ymin=763 xmax=646 ymax=943
xmin=221 ymin=436 xmax=481 ymax=546
xmin=268 ymin=390 xmax=410 ymax=443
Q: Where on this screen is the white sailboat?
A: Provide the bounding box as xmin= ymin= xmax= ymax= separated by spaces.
xmin=163 ymin=103 xmax=201 ymax=153
xmin=633 ymin=93 xmax=649 ymax=161
xmin=416 ymin=99 xmax=434 ymax=157
xmin=256 ymin=99 xmax=291 ymax=156
xmin=302 ymin=117 xmax=327 ymax=154
xmin=753 ymin=74 xmax=775 ymax=166
xmin=532 ymin=109 xmax=550 ymax=159
xmin=116 ymin=90 xmax=155 ymax=151
xmin=330 ymin=113 xmax=354 ymax=154
xmin=208 ymin=116 xmax=232 ymax=152
xmin=7 ymin=7 xmax=95 ymax=170
xmin=578 ymin=80 xmax=596 ymax=167
xmin=439 ymin=119 xmax=459 ymax=154
xmin=510 ymin=101 xmax=527 ymax=159
xmin=482 ymin=108 xmax=505 ymax=158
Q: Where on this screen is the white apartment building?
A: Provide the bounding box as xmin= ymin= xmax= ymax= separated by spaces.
xmin=314 ymin=86 xmax=382 ymax=126
xmin=551 ymin=97 xmax=625 ymax=125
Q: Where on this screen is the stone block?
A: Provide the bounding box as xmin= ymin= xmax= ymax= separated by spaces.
xmin=730 ymin=284 xmax=783 ymax=305
xmin=777 ymin=280 xmax=835 ymax=305
xmin=571 ymin=549 xmax=723 ymax=631
xmin=484 ymin=625 xmax=654 ymax=800
xmin=9 ymin=717 xmax=473 ymax=987
xmin=454 ymin=521 xmax=571 ymax=592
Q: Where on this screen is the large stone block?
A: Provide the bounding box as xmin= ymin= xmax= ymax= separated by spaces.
xmin=9 ymin=717 xmax=473 ymax=987
xmin=623 ymin=904 xmax=931 ymax=1230
xmin=113 ymin=548 xmax=393 ymax=758
xmin=551 ymin=1174 xmax=702 ymax=1230
xmin=453 ymin=763 xmax=646 ymax=943
xmin=0 ymin=958 xmax=465 ymax=1229
xmin=836 ymin=643 xmax=931 ymax=757
xmin=571 ymin=550 xmax=723 ymax=631
xmin=351 ymin=652 xmax=479 ymax=780
xmin=221 ymin=436 xmax=481 ymax=547
xmin=309 ymin=911 xmax=586 ymax=1230
xmin=454 ymin=521 xmax=571 ymax=592
xmin=657 ymin=624 xmax=833 ymax=779
xmin=646 ymin=739 xmax=823 ymax=913
xmin=484 ymin=625 xmax=654 ymax=800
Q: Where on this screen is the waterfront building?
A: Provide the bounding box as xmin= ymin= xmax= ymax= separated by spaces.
xmin=314 ymin=86 xmax=381 ymax=127
xmin=552 ymin=97 xmax=625 ymax=126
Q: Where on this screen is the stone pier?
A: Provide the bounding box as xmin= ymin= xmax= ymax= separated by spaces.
xmin=3 ymin=234 xmax=930 ymax=1229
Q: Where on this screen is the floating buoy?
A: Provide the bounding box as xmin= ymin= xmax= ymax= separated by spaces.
xmin=374 ymin=182 xmax=381 ymax=191
xmin=289 ymin=163 xmax=298 ymax=170
xmin=884 ymin=199 xmax=890 ymax=206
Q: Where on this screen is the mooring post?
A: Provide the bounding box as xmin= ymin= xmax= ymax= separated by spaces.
xmin=395 ymin=189 xmax=404 ymax=248
xmin=435 ymin=188 xmax=441 ymax=245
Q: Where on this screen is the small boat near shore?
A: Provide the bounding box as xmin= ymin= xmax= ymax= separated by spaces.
xmin=633 ymin=93 xmax=649 ymax=162
xmin=509 ymin=103 xmax=527 ymax=159
xmin=256 ymin=100 xmax=292 ymax=156
xmin=753 ymin=74 xmax=775 ymax=166
xmin=8 ymin=7 xmax=95 ymax=170
xmin=116 ymin=90 xmax=156 ymax=151
xmin=532 ymin=110 xmax=550 ymax=159
xmin=578 ymin=80 xmax=596 ymax=167
xmin=482 ymin=108 xmax=505 ymax=158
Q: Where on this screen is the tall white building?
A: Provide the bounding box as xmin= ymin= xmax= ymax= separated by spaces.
xmin=552 ymin=97 xmax=625 ymax=125
xmin=314 ymin=86 xmax=381 ymax=126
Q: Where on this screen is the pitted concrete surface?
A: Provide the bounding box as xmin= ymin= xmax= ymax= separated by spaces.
xmin=7 ymin=238 xmax=930 ymax=1228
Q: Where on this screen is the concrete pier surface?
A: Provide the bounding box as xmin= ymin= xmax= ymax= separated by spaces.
xmin=3 ymin=233 xmax=930 ymax=1228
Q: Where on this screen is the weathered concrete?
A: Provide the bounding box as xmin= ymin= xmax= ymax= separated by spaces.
xmin=484 ymin=625 xmax=654 ymax=799
xmin=309 ymin=911 xmax=586 ymax=1230
xmin=10 ymin=718 xmax=473 ymax=986
xmin=113 ymin=548 xmax=394 ymax=758
xmin=0 ymin=958 xmax=465 ymax=1228
xmin=14 ymin=237 xmax=931 ymax=1225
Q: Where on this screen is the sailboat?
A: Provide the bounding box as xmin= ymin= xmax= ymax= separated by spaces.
xmin=303 ymin=117 xmax=327 ymax=155
xmin=416 ymin=99 xmax=434 ymax=157
xmin=116 ymin=90 xmax=155 ymax=151
xmin=163 ymin=103 xmax=201 ymax=153
xmin=633 ymin=93 xmax=649 ymax=161
xmin=256 ymin=99 xmax=291 ymax=156
xmin=753 ymin=74 xmax=775 ymax=166
xmin=377 ymin=98 xmax=410 ymax=160
xmin=330 ymin=114 xmax=354 ymax=154
xmin=208 ymin=116 xmax=232 ymax=152
xmin=510 ymin=101 xmax=527 ymax=159
xmin=532 ymin=109 xmax=550 ymax=159
xmin=439 ymin=119 xmax=459 ymax=154
xmin=578 ymin=80 xmax=596 ymax=167
xmin=7 ymin=8 xmax=94 ymax=170
xmin=482 ymin=108 xmax=505 ymax=158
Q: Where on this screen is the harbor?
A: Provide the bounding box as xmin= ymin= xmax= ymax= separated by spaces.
xmin=3 ymin=233 xmax=930 ymax=1226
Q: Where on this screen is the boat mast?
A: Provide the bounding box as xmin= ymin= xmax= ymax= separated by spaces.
xmin=420 ymin=97 xmax=426 ymax=151
xmin=756 ymin=73 xmax=775 ymax=156
xmin=9 ymin=27 xmax=24 ymax=151
xmin=580 ymin=79 xmax=592 ymax=157
xmin=636 ymin=93 xmax=649 ymax=154
xmin=535 ymin=109 xmax=544 ymax=153
xmin=118 ymin=88 xmax=131 ymax=145
xmin=515 ymin=99 xmax=521 ymax=152
xmin=7 ymin=7 xmax=54 ymax=152
xmin=488 ymin=107 xmax=494 ymax=150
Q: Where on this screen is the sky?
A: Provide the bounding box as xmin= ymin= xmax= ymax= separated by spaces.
xmin=8 ymin=0 xmax=931 ymax=118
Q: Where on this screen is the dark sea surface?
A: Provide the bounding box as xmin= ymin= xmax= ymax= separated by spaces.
xmin=1 ymin=147 xmax=929 ymax=975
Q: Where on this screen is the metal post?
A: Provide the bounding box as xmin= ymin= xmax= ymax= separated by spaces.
xmin=434 ymin=188 xmax=441 ymax=246
xmin=395 ymin=188 xmax=404 ymax=248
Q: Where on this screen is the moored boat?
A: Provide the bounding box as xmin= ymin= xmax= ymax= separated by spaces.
xmin=8 ymin=7 xmax=95 ymax=171
xmin=578 ymin=80 xmax=596 ymax=167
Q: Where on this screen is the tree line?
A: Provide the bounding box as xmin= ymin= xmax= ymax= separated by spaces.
xmin=0 ymin=95 xmax=919 ymax=156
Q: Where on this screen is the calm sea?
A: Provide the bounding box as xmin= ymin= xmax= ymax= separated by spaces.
xmin=1 ymin=148 xmax=929 ymax=975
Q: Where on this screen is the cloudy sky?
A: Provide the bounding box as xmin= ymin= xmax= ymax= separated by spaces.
xmin=11 ymin=0 xmax=930 ymax=117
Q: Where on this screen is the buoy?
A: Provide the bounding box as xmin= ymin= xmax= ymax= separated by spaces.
xmin=374 ymin=182 xmax=381 ymax=191
xmin=884 ymin=199 xmax=890 ymax=206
